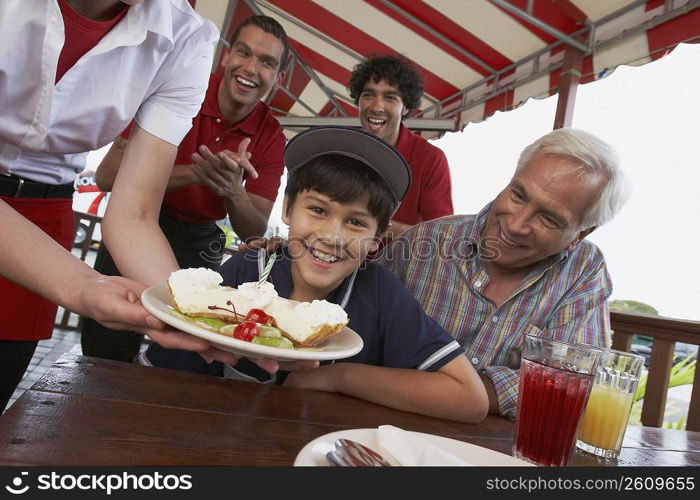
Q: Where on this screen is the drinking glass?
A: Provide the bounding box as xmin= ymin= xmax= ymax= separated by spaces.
xmin=513 ymin=335 xmax=601 ymax=466
xmin=576 ymin=348 xmax=644 ymax=459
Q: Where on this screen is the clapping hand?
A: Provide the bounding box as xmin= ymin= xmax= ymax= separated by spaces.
xmin=190 ymin=138 xmax=258 ymax=197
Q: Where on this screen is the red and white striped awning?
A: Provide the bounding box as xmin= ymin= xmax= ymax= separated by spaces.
xmin=206 ymin=0 xmax=700 ymax=137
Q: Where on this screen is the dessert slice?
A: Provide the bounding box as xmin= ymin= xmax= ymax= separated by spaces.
xmin=167 ymin=268 xmax=242 ymax=322
xmin=167 ymin=268 xmax=349 ymax=347
xmin=270 ymin=299 xmax=349 ymax=347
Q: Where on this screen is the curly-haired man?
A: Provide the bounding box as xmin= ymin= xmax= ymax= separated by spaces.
xmin=348 ymin=55 xmax=453 ymax=239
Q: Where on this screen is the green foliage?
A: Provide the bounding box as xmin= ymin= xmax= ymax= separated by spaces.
xmin=629 ymin=399 xmax=642 ymax=425
xmin=609 ymin=299 xmax=659 ymax=315
xmin=667 ymin=415 xmax=686 ymax=430
xmin=671 ymin=355 xmax=697 ymax=385
xmin=217 ymin=222 xmax=235 ymax=249
xmin=629 ymin=353 xmax=696 ymax=429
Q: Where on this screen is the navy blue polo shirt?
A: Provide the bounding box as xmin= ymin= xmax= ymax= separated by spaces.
xmin=143 ymin=247 xmax=463 ymax=377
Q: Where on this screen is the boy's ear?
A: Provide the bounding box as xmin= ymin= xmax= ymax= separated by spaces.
xmin=281 ymin=195 xmax=291 ymax=225
xmin=368 ymin=230 xmax=387 ymax=253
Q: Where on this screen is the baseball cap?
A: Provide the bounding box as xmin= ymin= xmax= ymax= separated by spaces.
xmin=284 ymin=126 xmax=411 ymax=203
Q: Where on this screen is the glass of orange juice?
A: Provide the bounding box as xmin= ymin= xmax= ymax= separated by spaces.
xmin=576 ymin=348 xmax=644 ymax=459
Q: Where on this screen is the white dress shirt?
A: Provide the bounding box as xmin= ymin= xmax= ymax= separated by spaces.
xmin=0 ymin=0 xmax=218 ymax=184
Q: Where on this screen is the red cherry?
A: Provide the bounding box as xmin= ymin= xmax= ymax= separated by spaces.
xmin=233 ymin=321 xmax=259 ymax=342
xmin=245 ymin=308 xmax=269 ymax=324
xmin=244 ymin=309 xmax=276 ymax=326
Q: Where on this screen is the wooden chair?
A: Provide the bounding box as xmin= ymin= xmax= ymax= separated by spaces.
xmin=610 ymin=311 xmax=700 ymax=431
xmin=55 ymin=211 xmax=103 ymax=330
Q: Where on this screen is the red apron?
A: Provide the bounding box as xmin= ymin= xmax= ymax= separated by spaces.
xmin=1 ymin=196 xmax=74 ymax=341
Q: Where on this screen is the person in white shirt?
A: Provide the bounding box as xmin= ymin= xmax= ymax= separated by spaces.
xmin=0 ymin=0 xmax=307 ymax=414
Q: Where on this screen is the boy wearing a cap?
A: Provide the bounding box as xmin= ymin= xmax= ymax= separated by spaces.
xmin=142 ymin=126 xmax=488 ymax=423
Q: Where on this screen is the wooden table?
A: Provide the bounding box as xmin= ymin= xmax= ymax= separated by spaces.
xmin=1 ymin=354 xmax=698 ymax=466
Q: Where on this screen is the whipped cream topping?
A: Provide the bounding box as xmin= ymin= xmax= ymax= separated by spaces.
xmin=271 ymin=299 xmax=347 ymax=342
xmin=169 ymin=270 xmax=347 ymax=343
xmin=168 ymin=268 xmax=236 ymax=316
xmin=169 ymin=268 xmax=223 ymax=290
xmin=295 ymin=300 xmax=348 ymax=327
xmin=236 ymin=281 xmax=279 ymax=309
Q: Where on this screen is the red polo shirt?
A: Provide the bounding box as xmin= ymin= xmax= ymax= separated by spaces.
xmin=393 ymin=124 xmax=453 ymax=225
xmin=123 ymin=71 xmax=285 ymax=223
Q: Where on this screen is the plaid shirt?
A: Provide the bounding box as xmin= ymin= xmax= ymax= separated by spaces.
xmin=378 ymin=204 xmax=612 ymax=418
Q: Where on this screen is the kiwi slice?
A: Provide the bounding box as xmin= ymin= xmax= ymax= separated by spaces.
xmin=218 ymin=324 xmax=237 ymax=336
xmin=193 ymin=317 xmax=228 ymax=330
xmin=252 ymin=336 xmax=294 ymax=349
xmin=258 ymin=325 xmax=283 ymax=338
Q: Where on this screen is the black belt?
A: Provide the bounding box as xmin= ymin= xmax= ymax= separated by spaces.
xmin=0 ymin=174 xmax=74 ymax=199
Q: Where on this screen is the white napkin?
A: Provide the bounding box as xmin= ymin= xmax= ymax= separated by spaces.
xmin=376 ymin=425 xmax=471 ymax=466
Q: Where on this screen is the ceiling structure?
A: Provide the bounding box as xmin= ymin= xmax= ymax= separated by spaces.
xmin=201 ymin=0 xmax=700 ymax=137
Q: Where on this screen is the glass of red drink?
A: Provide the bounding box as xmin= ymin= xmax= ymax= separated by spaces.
xmin=513 ymin=335 xmax=601 ymax=466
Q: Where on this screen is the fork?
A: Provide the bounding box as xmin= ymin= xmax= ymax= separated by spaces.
xmin=325 ymin=438 xmax=392 ymax=466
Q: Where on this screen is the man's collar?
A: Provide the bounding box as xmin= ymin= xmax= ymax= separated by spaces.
xmin=534 ymin=249 xmax=570 ymax=272
xmin=466 ymin=202 xmax=492 ymax=244
xmin=200 ymin=72 xmax=224 ymax=117
xmin=394 ymin=123 xmax=410 ymax=150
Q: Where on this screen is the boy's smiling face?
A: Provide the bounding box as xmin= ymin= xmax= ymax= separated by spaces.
xmin=282 ymin=190 xmax=383 ymax=302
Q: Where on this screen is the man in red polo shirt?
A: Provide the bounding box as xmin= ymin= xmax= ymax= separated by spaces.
xmin=348 ymin=55 xmax=453 ymax=240
xmin=81 ymin=15 xmax=289 ymax=361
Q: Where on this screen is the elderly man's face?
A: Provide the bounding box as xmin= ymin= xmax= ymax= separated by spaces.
xmin=481 ymin=153 xmax=606 ymax=272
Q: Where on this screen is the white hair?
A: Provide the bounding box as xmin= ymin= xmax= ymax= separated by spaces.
xmin=515 ymin=128 xmax=631 ymax=228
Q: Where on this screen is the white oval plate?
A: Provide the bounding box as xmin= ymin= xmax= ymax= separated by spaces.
xmin=294 ymin=428 xmax=532 ymax=466
xmin=141 ymin=283 xmax=363 ymax=361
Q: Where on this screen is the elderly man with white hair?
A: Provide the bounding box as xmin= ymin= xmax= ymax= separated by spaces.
xmin=379 ymin=128 xmax=631 ymax=418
